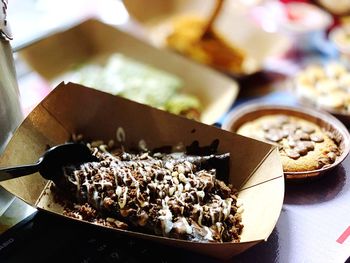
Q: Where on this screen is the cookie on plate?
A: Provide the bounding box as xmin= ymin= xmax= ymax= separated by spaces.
xmin=236 ymin=114 xmax=341 ymax=172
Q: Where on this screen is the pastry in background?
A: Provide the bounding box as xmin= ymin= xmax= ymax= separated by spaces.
xmin=294 ymin=62 xmax=350 ymax=113
xmin=166 ymin=15 xmax=246 ymax=75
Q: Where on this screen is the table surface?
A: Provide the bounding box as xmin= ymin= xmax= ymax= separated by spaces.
xmin=227 ymin=72 xmax=350 ymax=263
xmin=4 ymin=69 xmax=348 ymax=263
xmin=2 ymin=2 xmax=350 ymax=261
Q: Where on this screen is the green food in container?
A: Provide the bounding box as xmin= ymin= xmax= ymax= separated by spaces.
xmin=63 ymin=54 xmax=201 ymax=118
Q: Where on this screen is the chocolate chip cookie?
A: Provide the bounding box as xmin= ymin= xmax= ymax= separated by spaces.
xmin=236 ymin=114 xmax=341 ymax=172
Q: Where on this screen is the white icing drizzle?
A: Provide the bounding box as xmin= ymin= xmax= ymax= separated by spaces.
xmin=222 ymin=198 xmax=232 ymax=220
xmin=65 ymin=148 xmax=239 ymax=242
xmin=116 ymin=127 xmax=126 ymax=142
xmin=118 ymin=186 xmax=128 ymax=209
xmin=92 ymin=190 xmax=100 ymax=208
xmin=138 ymin=139 xmax=148 ymax=152
xmin=203 ymin=226 xmax=213 ymax=241
xmin=115 ymin=185 xmax=122 ymax=198
xmin=194 ymin=204 xmax=204 ymax=226
xmin=158 ymin=197 xmax=173 ymax=235
xmin=173 ymin=217 xmax=193 ymax=235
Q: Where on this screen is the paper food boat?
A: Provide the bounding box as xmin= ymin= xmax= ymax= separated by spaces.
xmin=0 ymin=83 xmax=284 ymax=259
xmin=17 ymin=19 xmax=238 ymax=125
xmin=123 ymin=0 xmax=291 ymax=75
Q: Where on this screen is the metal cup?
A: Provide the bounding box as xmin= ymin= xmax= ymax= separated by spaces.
xmin=0 ymin=0 xmax=23 ymax=153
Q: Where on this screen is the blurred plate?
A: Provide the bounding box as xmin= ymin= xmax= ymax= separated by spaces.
xmin=222 ymin=103 xmax=350 ymax=180
xmin=17 ymin=19 xmax=239 ymax=125
xmin=296 ymin=95 xmax=350 ymax=127
xmin=293 ymin=62 xmax=350 ymax=126
xmin=277 ymin=2 xmax=332 ymax=52
xmin=316 ymin=0 xmax=350 ymax=16
xmin=123 ymin=0 xmax=291 ymax=76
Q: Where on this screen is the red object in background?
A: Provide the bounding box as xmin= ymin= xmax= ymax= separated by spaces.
xmin=279 ymin=0 xmax=340 ymax=35
xmin=337 ymin=226 xmax=350 ymax=244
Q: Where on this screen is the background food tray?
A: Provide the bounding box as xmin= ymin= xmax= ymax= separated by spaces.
xmin=17 ymin=18 xmax=239 ymax=125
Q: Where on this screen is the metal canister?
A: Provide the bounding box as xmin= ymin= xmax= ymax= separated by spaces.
xmin=0 ymin=0 xmax=27 ymax=218
xmin=0 ymin=0 xmax=22 ymax=153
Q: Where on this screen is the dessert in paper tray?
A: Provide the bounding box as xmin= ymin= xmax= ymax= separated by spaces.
xmin=0 ymin=83 xmax=284 ymax=259
xmin=18 ymin=19 xmax=239 ymax=125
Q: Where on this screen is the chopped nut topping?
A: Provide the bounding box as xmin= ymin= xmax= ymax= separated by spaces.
xmin=58 ymin=142 xmax=242 ymax=243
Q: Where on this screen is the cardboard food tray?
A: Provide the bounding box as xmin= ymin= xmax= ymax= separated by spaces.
xmin=123 ymin=0 xmax=291 ymax=75
xmin=17 ymin=18 xmax=239 ymax=126
xmin=0 ymin=83 xmax=284 ymax=259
